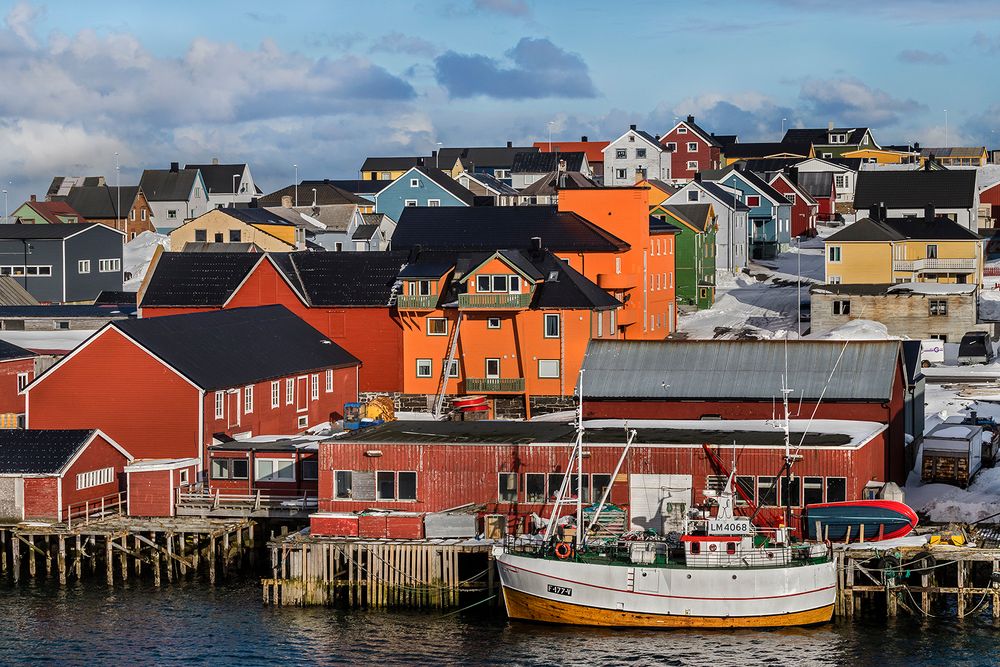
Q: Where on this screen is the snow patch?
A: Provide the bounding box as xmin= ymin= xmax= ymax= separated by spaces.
xmin=813 ymin=319 xmax=896 ymax=341
xmin=124 ymin=231 xmax=169 ymax=290
xmin=905 ymin=467 xmax=1000 ymax=523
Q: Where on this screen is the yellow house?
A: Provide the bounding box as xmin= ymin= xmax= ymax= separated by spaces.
xmin=919 ymin=147 xmax=988 ymax=168
xmin=635 ymin=177 xmax=679 ymax=207
xmin=841 ymin=148 xmax=916 ymax=164
xmin=824 ymin=214 xmax=983 ymax=285
xmin=169 ymin=208 xmax=300 ymax=252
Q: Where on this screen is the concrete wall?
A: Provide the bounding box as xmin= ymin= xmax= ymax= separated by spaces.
xmin=811 ymin=290 xmax=986 ymax=342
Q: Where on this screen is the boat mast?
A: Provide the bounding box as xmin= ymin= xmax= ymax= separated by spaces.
xmin=575 ymin=369 xmax=585 ymax=551
xmin=781 ymin=377 xmax=793 ymax=533
xmin=586 ymin=426 xmax=636 ymax=545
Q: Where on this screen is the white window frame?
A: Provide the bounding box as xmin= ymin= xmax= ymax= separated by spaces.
xmin=76 ymin=467 xmax=114 ymax=491
xmin=244 ymin=385 xmax=254 ymax=414
xmin=255 ymin=458 xmax=296 ymax=482
xmin=16 ymin=372 xmax=29 ymax=391
xmin=78 ymin=260 xmax=90 ymax=274
xmin=141 ymin=209 xmax=147 ymax=221
xmin=427 ymin=199 xmax=441 ymax=207
xmin=285 ymin=378 xmax=294 ymax=405
xmin=677 ymin=127 xmax=688 ymax=134
xmin=426 ymin=317 xmax=448 ymax=336
xmin=745 ymin=195 xmax=760 ymax=208
xmin=311 ymin=374 xmax=319 ymax=400
xmin=665 ymin=142 xmax=677 ymax=151
xmin=416 ymin=358 xmax=433 ymax=378
xmin=687 ymin=142 xmax=698 ymax=152
xmin=615 ymin=148 xmax=627 ymax=160
xmin=828 ymin=275 xmax=842 ymax=284
xmin=98 ymin=258 xmax=121 ymax=273
xmin=544 ymin=313 xmax=561 ymax=338
xmin=325 ymin=369 xmax=333 ymax=393
xmin=828 ymin=246 xmax=842 ymax=263
xmin=404 ymin=199 xmax=418 ymax=207
xmin=271 ymin=380 xmax=280 ymax=408
xmin=410 ymin=178 xmax=420 ymax=187
xmin=487 ymin=318 xmax=501 ymax=329
xmin=538 ymin=359 xmax=560 ymax=379
xmin=447 ymin=359 xmax=460 ymax=378
xmin=215 ymin=391 xmax=224 ymax=419
xmin=485 ymin=358 xmax=501 ymax=379
xmin=615 ymin=168 xmax=627 ymax=180
xmin=686 ymin=161 xmax=698 ymax=170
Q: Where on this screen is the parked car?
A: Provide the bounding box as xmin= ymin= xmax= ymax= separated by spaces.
xmin=920 ymin=339 xmax=945 ymax=367
xmin=958 ymin=331 xmax=995 ymax=365
xmin=799 ymin=299 xmax=811 ymax=322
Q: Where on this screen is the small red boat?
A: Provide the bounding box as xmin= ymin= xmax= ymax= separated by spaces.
xmin=453 ymin=395 xmax=487 ymax=410
xmin=803 ymin=500 xmax=918 ymax=542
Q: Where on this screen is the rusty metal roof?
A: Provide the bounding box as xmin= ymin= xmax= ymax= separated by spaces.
xmin=580 ymin=339 xmax=902 ymax=401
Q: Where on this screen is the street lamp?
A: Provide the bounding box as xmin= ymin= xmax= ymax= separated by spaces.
xmin=547 ymin=121 xmax=555 ymax=152
xmin=114 ymin=152 xmax=121 ymax=234
xmin=232 ymin=174 xmax=240 ymax=207
xmin=781 ymin=118 xmax=787 ymax=136
xmin=1 ymin=189 xmax=6 ymax=225
xmin=944 ymin=109 xmax=949 ymax=146
xmin=293 ymin=164 xmax=298 ymax=207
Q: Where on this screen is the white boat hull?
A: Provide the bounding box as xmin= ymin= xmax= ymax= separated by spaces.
xmin=495 ymin=551 xmax=836 ymax=628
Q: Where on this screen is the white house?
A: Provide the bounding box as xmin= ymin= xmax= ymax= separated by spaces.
xmin=186 ymin=160 xmax=260 ymax=209
xmin=602 ymin=125 xmax=670 ymax=186
xmin=139 ymin=163 xmax=212 ymax=232
xmin=666 ymin=177 xmax=750 ymax=273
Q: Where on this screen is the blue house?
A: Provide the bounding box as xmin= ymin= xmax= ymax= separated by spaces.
xmin=374 ymin=166 xmax=475 ymax=223
xmin=716 ymin=165 xmax=791 ymax=260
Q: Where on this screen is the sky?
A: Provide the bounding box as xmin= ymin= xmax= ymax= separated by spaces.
xmin=1 ymin=0 xmax=1000 ymax=208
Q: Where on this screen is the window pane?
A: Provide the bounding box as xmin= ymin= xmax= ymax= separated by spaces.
xmin=736 ymin=475 xmax=755 ymax=506
xmin=803 ymin=477 xmax=823 ymax=506
xmin=526 ymin=473 xmax=545 ymax=502
xmin=398 ymin=472 xmax=417 ymax=500
xmin=826 ymin=477 xmax=846 ymax=503
xmin=301 ymin=460 xmax=318 ymax=481
xmin=592 ymin=474 xmax=612 ymax=503
xmin=547 ymin=473 xmax=564 ymax=501
xmin=509 ymin=276 xmax=520 ymax=293
xmin=492 ymin=275 xmax=508 ymax=292
xmin=498 ymin=473 xmax=518 ymax=502
xmin=232 ymin=459 xmax=248 ymax=480
xmin=377 ymin=471 xmax=395 ymax=500
xmin=569 ymin=474 xmax=590 ymax=503
xmin=780 ymin=476 xmax=801 ymax=507
xmin=211 ymin=459 xmax=228 ymax=479
xmin=758 ymin=476 xmax=777 ymax=507
xmin=477 ymin=275 xmax=491 ymax=292
xmin=256 ymin=460 xmax=274 ymax=480
xmin=276 ymin=460 xmax=295 ymax=480
xmin=335 ymin=471 xmax=353 ymax=498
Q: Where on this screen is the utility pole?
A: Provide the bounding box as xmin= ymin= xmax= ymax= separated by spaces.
xmin=944 ymin=109 xmax=949 ymax=147
xmin=114 ymin=153 xmax=121 ymax=234
xmin=293 ymin=164 xmax=298 ymax=207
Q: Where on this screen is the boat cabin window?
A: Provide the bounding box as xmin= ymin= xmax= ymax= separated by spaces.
xmin=726 ymin=542 xmax=736 ymax=555
xmin=690 ymin=542 xmax=700 ymax=555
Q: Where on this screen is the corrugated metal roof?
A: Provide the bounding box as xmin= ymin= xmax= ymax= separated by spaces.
xmin=580 ymin=339 xmax=902 ymax=401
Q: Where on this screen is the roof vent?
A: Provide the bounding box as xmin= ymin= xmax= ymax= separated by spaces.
xmin=629 ymin=124 xmax=637 ymax=131
xmin=170 ymin=162 xmax=179 ymax=173
xmin=581 ymin=135 xmax=588 ymax=142
xmin=506 ymin=140 xmax=513 ymax=148
xmin=687 ymin=115 xmax=695 ymax=124
xmin=530 ymin=236 xmax=542 ymax=251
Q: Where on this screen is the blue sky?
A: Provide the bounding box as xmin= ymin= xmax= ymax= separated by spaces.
xmin=1 ymin=0 xmax=999 ymax=206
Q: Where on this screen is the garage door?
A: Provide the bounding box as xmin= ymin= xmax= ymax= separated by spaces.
xmin=629 ymin=474 xmax=692 ymax=534
xmin=0 ymin=477 xmax=23 ymax=521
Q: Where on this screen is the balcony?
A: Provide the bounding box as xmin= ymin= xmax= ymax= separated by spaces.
xmin=597 ymin=272 xmax=639 ymax=290
xmin=892 ymin=258 xmax=977 ymax=272
xmin=395 ymin=294 xmax=438 ymax=310
xmin=465 ymin=377 xmax=525 ymax=393
xmin=616 ymin=309 xmax=638 ymax=326
xmin=459 ymin=292 xmax=532 ymax=309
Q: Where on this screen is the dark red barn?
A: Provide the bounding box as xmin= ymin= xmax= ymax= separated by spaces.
xmin=769 ymin=171 xmax=818 ymax=237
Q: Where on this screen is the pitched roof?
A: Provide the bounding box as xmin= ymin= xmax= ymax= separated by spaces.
xmin=112 ymin=305 xmax=359 ymax=390
xmin=694 ymin=181 xmax=749 ymax=211
xmin=645 ymin=179 xmax=680 ymax=196
xmin=440 ymin=146 xmax=538 ymax=170
xmin=265 ymin=204 xmax=358 ymax=232
xmin=853 ymin=170 xmax=978 ymax=209
xmin=410 ymin=167 xmax=476 ymax=205
xmin=323 ymin=180 xmax=394 ymax=196
xmin=666 ymin=117 xmax=721 ymax=147
xmin=93 ymin=290 xmax=137 ymax=305
xmin=0 ymin=304 xmax=136 ymax=318
xmin=782 ymin=128 xmax=872 ymax=145
xmin=140 ymin=253 xmax=263 ymax=307
xmin=712 ymin=134 xmax=739 ymax=147
xmin=723 ymin=142 xmax=811 ymax=159
xmin=581 ymin=339 xmax=902 ymax=401
xmin=0 ymin=277 xmax=38 ymax=306
xmin=0 ymin=430 xmax=98 ymax=474
xmin=826 ymin=216 xmax=981 ymax=242
xmin=518 ymin=171 xmax=598 ymax=196
xmin=0 ymin=222 xmax=107 ymax=239
xmin=919 ymin=147 xmax=986 ymax=158
xmin=795 ymin=172 xmax=835 ymax=199
xmin=351 ymin=224 xmax=381 ymax=241
xmin=20 ymin=199 xmax=84 ymax=224
xmin=713 ymin=166 xmax=789 ymax=204
xmin=649 ymin=216 xmax=682 ymax=235
xmin=55 ymin=185 xmax=139 ymax=219
xmin=182 ymin=242 xmax=260 ymax=253
xmin=361 ymin=156 xmax=427 ymax=172
xmin=460 ymin=172 xmax=519 ymax=196
xmin=185 ymin=163 xmax=247 ymax=195
xmin=0 ymin=338 xmax=36 ymax=361
xmin=276 ymin=252 xmax=410 ymax=306
xmin=139 ymin=168 xmax=200 ymax=202
xmin=222 ymin=207 xmax=297 ymax=227
xmin=770 ymin=173 xmax=818 ymax=205
xmin=657 ymin=203 xmax=714 ymax=232
xmin=533 ymin=140 xmax=608 ymax=163
xmin=392 ymin=206 xmax=629 ymax=253
xmin=258 ymin=181 xmax=369 ymax=207
xmin=512 ymin=151 xmax=587 ymax=173
xmin=47 ymin=176 xmax=105 ymax=198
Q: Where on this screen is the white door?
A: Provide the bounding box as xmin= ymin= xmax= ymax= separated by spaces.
xmin=629 ymin=474 xmax=692 ymax=534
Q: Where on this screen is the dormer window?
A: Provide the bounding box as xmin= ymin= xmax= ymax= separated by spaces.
xmin=476 ymin=274 xmax=521 ymax=293
xmin=829 ymin=133 xmax=847 ymax=144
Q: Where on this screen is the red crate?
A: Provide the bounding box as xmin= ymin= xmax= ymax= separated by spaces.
xmin=359 ymin=513 xmax=389 ymax=538
xmin=310 ymin=512 xmax=359 ymax=537
xmin=386 ymin=513 xmax=424 ymax=539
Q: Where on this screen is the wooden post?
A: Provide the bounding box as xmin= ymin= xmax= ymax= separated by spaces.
xmin=105 ymin=537 xmax=113 ymax=586
xmin=27 ymin=535 xmax=36 ymax=578
xmin=153 ymin=537 xmax=162 ymax=588
xmin=0 ymin=528 xmax=6 ymax=575
xmin=119 ymin=536 xmax=128 ymax=583
xmin=166 ymin=534 xmax=174 ymax=584
xmin=179 ymin=533 xmax=187 ymax=577
xmin=44 ymin=536 xmax=52 ymax=578
xmin=74 ymin=535 xmax=82 ymax=580
xmin=957 ymin=561 xmax=966 ymax=619
xmin=12 ymin=532 xmax=20 ymax=583
xmin=58 ymin=536 xmax=66 ymax=586
xmin=135 ymin=535 xmax=142 ymax=577
xmin=209 ymin=534 xmax=216 ymax=586
xmin=845 ymin=556 xmax=855 ymax=618
xmin=222 ymin=531 xmax=230 ymax=580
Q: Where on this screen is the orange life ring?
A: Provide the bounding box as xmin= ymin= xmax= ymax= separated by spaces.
xmin=554 ymin=542 xmax=573 ymax=559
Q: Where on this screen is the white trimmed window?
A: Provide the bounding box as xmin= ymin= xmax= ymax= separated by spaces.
xmin=686 ymin=161 xmax=698 ymax=170
xmin=271 ymin=381 xmax=280 ymax=408
xmin=17 ymin=372 xmax=29 ymax=391
xmin=687 ymin=142 xmax=698 ymax=152
xmin=78 ymin=260 xmax=90 ymax=274
xmin=404 ymin=199 xmax=418 ymax=207
xmin=255 ymin=459 xmax=295 ymax=482
xmin=285 ymin=378 xmax=294 ymax=405
xmin=416 ymin=359 xmax=432 ymax=378
xmin=311 ymin=374 xmax=319 ymax=400
xmin=244 ymin=385 xmax=254 ymax=414
xmin=828 ymin=246 xmax=842 ymax=263
xmin=77 ymin=467 xmax=114 ymax=491
xmin=98 ymin=258 xmax=121 ymax=273
xmin=538 ymin=359 xmax=560 ymax=379
xmin=427 ymin=199 xmax=441 ymax=207
xmin=325 ymin=369 xmax=333 ymax=393
xmin=427 ymin=317 xmax=448 ymax=335
xmin=215 ymin=391 xmax=224 ymax=419
xmin=544 ymin=313 xmax=560 ymax=338
xmin=410 ymin=178 xmax=420 ymax=187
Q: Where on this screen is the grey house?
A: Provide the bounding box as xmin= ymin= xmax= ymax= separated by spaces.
xmin=0 ymin=224 xmax=125 ymax=303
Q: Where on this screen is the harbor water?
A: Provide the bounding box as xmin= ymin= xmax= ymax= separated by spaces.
xmin=1 ymin=580 xmax=997 ymax=666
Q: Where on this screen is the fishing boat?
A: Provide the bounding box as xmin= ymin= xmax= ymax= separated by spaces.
xmin=803 ymin=500 xmax=918 ymax=542
xmin=494 ymin=374 xmax=837 ymax=629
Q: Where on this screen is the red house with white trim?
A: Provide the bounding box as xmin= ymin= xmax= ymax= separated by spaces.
xmin=25 ymin=305 xmax=360 ymax=471
xmin=0 ymin=429 xmax=132 ymax=522
xmin=769 ymin=171 xmax=819 ymax=237
xmin=138 ymin=251 xmax=405 ymax=393
xmin=0 ymin=338 xmax=37 ymax=422
xmin=125 ymin=458 xmax=199 ymax=517
xmin=659 ymin=115 xmax=723 ymax=182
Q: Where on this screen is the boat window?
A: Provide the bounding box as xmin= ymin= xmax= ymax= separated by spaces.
xmin=726 ymin=542 xmax=736 ymax=555
xmin=690 ymin=542 xmax=700 ymax=555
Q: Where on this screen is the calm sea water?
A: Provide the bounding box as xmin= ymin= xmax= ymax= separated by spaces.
xmin=1 ymin=579 xmax=998 ymax=666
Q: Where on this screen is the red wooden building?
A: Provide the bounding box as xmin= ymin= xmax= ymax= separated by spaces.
xmin=138 ymin=252 xmax=406 ymax=393
xmin=0 ymin=429 xmax=132 ymax=522
xmin=25 ymin=305 xmax=360 ymax=471
xmin=579 ymin=339 xmax=912 ymax=485
xmin=315 ymin=419 xmax=888 ymax=535
xmin=769 ymin=171 xmax=818 ymax=237
xmin=125 ymin=458 xmax=199 ymax=517
xmin=0 ymin=338 xmax=37 ymax=423
xmin=981 ymin=180 xmax=1000 ymax=225
xmin=207 ymin=434 xmax=321 ymax=499
xmin=659 ymin=116 xmax=723 ymax=181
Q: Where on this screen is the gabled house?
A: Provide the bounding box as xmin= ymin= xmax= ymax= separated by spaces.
xmin=455 ymin=171 xmax=519 ymax=206
xmin=510 ymin=151 xmax=590 ymax=189
xmin=782 ymin=126 xmax=879 ymax=159
xmin=824 ymin=206 xmax=983 ymax=285
xmin=793 ymin=157 xmax=861 ymax=217
xmin=168 ymin=207 xmax=302 ymax=252
xmin=0 ymin=223 xmax=125 ymax=303
xmin=139 ymin=163 xmax=211 ymax=231
xmin=723 ymin=143 xmax=813 ymax=164
xmin=918 ymin=147 xmax=988 ymax=168
xmin=603 ymin=125 xmax=670 ymax=186
xmin=659 ymin=115 xmax=723 ymax=181
xmin=853 ymin=168 xmax=980 ymax=231
xmin=25 ymin=305 xmax=361 ymax=468
xmin=258 ymin=180 xmax=374 ymax=212
xmin=266 ymin=204 xmax=396 ymax=251
xmin=768 ymin=169 xmax=818 ymax=237
xmin=439 ymin=143 xmax=539 ymax=183
xmin=650 ymin=203 xmax=716 ymax=309
xmin=186 ymin=161 xmax=260 ymax=208
xmin=516 ymin=171 xmax=598 ymax=206
xmin=0 ymin=338 xmax=37 ymax=424
xmin=12 ymin=197 xmax=83 ymax=225
xmin=352 ymin=213 xmax=395 ymax=251
xmin=360 ymin=156 xmax=427 ymax=182
xmin=51 ymin=185 xmax=154 ymax=239
xmin=636 ymin=178 xmax=679 ymax=207
xmin=534 ymin=136 xmax=609 ymax=183
xmin=374 ymin=166 xmax=475 ymax=223
xmin=666 ymin=177 xmax=749 ymax=273
xmin=713 ymin=165 xmax=792 ymax=259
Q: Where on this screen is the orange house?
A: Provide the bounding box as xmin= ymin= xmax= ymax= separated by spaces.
xmin=557 ymin=187 xmax=679 ymax=337
xmin=395 ymin=247 xmax=620 ymax=418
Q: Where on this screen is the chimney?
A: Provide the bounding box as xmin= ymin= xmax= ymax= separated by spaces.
xmin=827 ymin=121 xmax=834 ymax=131
xmin=687 ymin=115 xmax=695 ymax=124
xmin=788 ymin=166 xmax=799 ymax=185
xmin=212 ymin=157 xmax=219 ymax=165
xmin=432 ymin=150 xmax=437 ymax=159
xmin=924 ymin=203 xmax=935 ymax=222
xmin=654 ymin=134 xmax=660 ymax=142
xmin=869 ymin=204 xmax=882 ymax=222
xmin=506 ymin=140 xmax=513 ymax=148
xmin=629 ymin=124 xmax=637 ymax=131
xmin=281 ymin=195 xmax=293 ymax=208
xmin=694 ymin=172 xmax=702 ymax=183
xmin=914 ymin=141 xmax=920 ymax=151
xmin=30 ymin=194 xmax=36 ymax=203
xmin=530 ymin=236 xmax=542 ymax=252
xmin=581 ymin=135 xmax=588 ymax=142
xmin=170 ymin=162 xmax=179 ymax=173
xmin=417 ymin=157 xmax=424 ymax=167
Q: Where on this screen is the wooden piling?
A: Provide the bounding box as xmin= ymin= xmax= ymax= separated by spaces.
xmin=105 ymin=537 xmax=113 ymax=586
xmin=58 ymin=535 xmax=66 ymax=585
xmin=12 ymin=533 xmax=20 ymax=583
xmin=208 ymin=535 xmax=216 ymax=586
xmin=74 ymin=535 xmax=82 ymax=580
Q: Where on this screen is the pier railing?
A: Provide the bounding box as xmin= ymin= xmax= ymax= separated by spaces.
xmin=64 ymin=491 xmax=126 ymax=529
xmin=176 ymin=489 xmax=317 ymax=517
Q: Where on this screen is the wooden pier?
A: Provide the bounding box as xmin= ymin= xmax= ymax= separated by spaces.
xmin=0 ymin=516 xmax=260 ymax=586
xmin=262 ymin=535 xmax=496 ymax=607
xmin=835 ymin=544 xmax=1000 ymax=620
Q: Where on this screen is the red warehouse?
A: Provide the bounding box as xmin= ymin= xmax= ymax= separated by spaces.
xmin=25 ymin=305 xmax=360 ymax=469
xmin=125 ymin=458 xmax=199 ymax=517
xmin=0 ymin=338 xmax=37 ymax=423
xmin=0 ymin=429 xmax=132 ymax=522
xmin=207 ymin=434 xmax=321 ymax=499
xmin=578 ymin=339 xmax=913 ymax=485
xmin=316 ymin=419 xmax=888 ymax=534
xmin=138 ymin=251 xmax=406 ymax=393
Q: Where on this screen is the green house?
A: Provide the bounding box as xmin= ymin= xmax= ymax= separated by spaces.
xmin=11 ymin=197 xmax=83 ymax=225
xmin=652 ymin=202 xmax=717 ymax=310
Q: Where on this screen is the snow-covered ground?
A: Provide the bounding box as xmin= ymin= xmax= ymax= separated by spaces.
xmin=124 ymin=232 xmax=169 ymax=290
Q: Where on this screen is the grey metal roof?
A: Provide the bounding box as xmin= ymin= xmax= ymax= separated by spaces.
xmin=580 ymin=339 xmax=902 ymax=401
